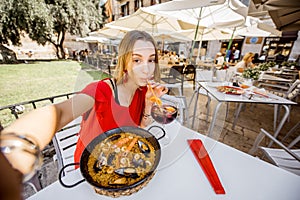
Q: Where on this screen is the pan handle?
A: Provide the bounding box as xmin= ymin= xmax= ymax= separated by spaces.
xmin=147 ymin=125 xmax=166 ymax=140
xmin=58 ymin=163 xmax=85 ymax=188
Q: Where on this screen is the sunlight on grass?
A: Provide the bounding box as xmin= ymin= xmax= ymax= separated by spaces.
xmin=0 ymin=60 xmax=110 ymax=127
xmin=0 ymin=61 xmax=80 ymax=105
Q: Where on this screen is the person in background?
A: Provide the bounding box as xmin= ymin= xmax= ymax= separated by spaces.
xmin=233 ymin=48 xmax=240 ymax=62
xmin=1 ymin=30 xmax=168 ymax=172
xmin=234 ymin=52 xmax=255 ymax=73
xmin=225 ymin=49 xmax=231 ymax=62
xmin=252 ymin=53 xmax=260 ymax=64
xmin=275 ymin=51 xmax=286 ymax=64
xmin=162 ymin=50 xmax=170 ymax=63
xmin=179 ymin=51 xmax=186 ymax=62
xmin=169 ymin=51 xmax=178 ymax=64
xmin=214 ymin=52 xmax=225 ymax=68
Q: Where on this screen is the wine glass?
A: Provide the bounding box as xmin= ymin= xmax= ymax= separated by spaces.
xmin=0 ymin=133 xmax=43 ymax=182
xmin=151 ymin=100 xmax=178 ymax=145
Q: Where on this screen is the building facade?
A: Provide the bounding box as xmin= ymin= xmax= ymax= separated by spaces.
xmin=108 ymin=0 xmax=169 ymax=21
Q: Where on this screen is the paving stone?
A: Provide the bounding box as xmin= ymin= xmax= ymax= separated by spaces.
xmin=231 ymin=125 xmax=245 ymax=136
xmin=244 ymin=128 xmax=260 ymax=140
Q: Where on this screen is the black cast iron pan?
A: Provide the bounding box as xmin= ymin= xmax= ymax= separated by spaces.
xmin=58 ymin=125 xmax=165 ymax=192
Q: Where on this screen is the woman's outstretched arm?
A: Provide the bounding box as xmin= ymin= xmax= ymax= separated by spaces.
xmin=1 ymin=94 xmax=94 ymax=150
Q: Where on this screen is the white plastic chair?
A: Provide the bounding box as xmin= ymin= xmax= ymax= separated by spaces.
xmin=249 ymin=128 xmax=300 ymax=176
xmin=161 ymin=65 xmax=184 ymax=96
xmin=190 ymin=69 xmax=213 ymax=100
xmin=163 ymin=83 xmax=182 ymax=96
xmin=258 ymin=79 xmax=300 ymax=101
xmin=215 ymin=69 xmax=227 ymax=82
xmin=189 ymin=69 xmax=214 ymax=128
xmin=52 ymin=117 xmax=82 ymax=177
xmin=225 ymin=66 xmax=236 ymax=82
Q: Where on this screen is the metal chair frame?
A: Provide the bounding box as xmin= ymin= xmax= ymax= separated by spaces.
xmin=0 ymin=92 xmax=77 ymax=192
xmin=249 ymin=128 xmax=300 ymax=176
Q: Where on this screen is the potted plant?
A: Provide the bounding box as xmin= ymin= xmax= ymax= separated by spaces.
xmin=242 ymin=67 xmax=261 ymax=82
xmin=258 ymin=62 xmax=275 ymax=71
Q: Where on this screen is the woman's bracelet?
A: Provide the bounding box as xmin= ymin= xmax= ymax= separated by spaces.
xmin=143 ymin=112 xmax=151 ymax=118
xmin=142 ymin=111 xmax=153 ymax=125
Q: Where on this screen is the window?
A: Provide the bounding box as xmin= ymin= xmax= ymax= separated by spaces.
xmin=151 ymin=0 xmax=161 ymax=5
xmin=121 ymin=2 xmax=129 ymax=17
xmin=135 ymin=0 xmax=143 ymax=11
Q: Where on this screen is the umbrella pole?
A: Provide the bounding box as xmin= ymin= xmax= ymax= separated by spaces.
xmin=196 ymin=30 xmax=204 ymax=62
xmin=189 ymin=7 xmax=203 ymax=64
xmin=225 ymin=27 xmax=236 ymax=63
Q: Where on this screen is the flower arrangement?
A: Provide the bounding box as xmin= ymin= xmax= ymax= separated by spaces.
xmin=258 ymin=61 xmax=276 ymax=71
xmin=281 ymin=61 xmax=296 ymax=67
xmin=242 ymin=67 xmax=261 ymax=80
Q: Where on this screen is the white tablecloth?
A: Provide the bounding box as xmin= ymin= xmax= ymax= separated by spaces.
xmin=28 ymin=122 xmax=300 ymax=200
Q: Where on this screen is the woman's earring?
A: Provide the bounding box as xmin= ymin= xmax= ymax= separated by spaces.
xmin=123 ymin=70 xmax=128 ymax=83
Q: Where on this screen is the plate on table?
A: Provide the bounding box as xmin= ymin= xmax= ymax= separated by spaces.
xmin=239 ymin=83 xmax=251 ymax=89
xmin=217 ymin=86 xmax=245 ymax=95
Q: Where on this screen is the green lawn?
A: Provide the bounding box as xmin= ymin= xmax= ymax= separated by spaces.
xmin=0 ymin=60 xmax=110 ymax=127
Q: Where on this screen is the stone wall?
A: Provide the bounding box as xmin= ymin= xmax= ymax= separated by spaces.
xmin=3 ymin=34 xmax=57 ymax=61
xmin=1 ymin=33 xmax=90 ymax=61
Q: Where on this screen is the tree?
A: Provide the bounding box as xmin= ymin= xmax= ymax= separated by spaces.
xmin=0 ymin=0 xmax=52 ymax=62
xmin=0 ymin=0 xmax=104 ymax=61
xmin=43 ymin=0 xmax=104 ymax=59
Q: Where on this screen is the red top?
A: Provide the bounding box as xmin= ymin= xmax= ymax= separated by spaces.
xmin=74 ymin=79 xmax=147 ymax=163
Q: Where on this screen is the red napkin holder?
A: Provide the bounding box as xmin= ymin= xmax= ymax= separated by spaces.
xmin=188 ymin=139 xmax=225 ymax=194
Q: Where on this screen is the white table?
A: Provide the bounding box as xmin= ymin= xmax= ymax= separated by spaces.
xmin=264 ymin=71 xmax=298 ymax=81
xmin=260 ymin=73 xmax=293 ymax=83
xmin=192 ymin=82 xmax=297 ymax=141
xmin=28 ymin=121 xmax=300 ymax=200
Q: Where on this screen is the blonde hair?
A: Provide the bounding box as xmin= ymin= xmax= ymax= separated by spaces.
xmin=114 ymin=30 xmax=160 ymax=84
xmin=243 ymin=52 xmax=254 ymax=62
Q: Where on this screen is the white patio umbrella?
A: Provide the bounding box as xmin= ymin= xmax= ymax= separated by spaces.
xmin=148 ymin=0 xmax=249 ymax=61
xmin=173 ymin=28 xmax=244 ymax=41
xmin=235 ymin=16 xmax=282 ymax=37
xmin=148 ymin=0 xmax=226 ymax=10
xmin=75 ymin=36 xmax=110 ymax=43
xmin=152 ymin=32 xmax=190 ymax=51
xmin=148 ymin=0 xmax=248 ymax=29
xmin=105 ymin=7 xmax=196 ymax=35
xmin=153 ymin=32 xmax=190 ymax=43
xmin=89 ymin=26 xmax=127 ymax=40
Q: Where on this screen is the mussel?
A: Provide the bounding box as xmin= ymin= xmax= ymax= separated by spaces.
xmin=107 ymin=134 xmax=121 ymax=142
xmin=93 ymin=152 xmax=107 ymax=172
xmin=137 ymin=140 xmax=150 ymax=155
xmin=114 ymin=167 xmax=139 ymax=179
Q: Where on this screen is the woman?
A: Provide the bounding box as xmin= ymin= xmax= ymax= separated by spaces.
xmin=234 ymin=52 xmax=255 ymax=73
xmin=2 ymin=30 xmax=168 ymax=169
xmin=214 ymin=52 xmax=225 ymax=68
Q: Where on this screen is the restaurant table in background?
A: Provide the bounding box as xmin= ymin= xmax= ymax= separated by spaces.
xmin=264 ymin=70 xmax=299 ymax=81
xmin=192 ymin=82 xmax=297 ymax=140
xmin=259 ymin=73 xmax=293 ymax=84
xmin=28 ymin=121 xmax=300 ymax=200
xmin=196 ymin=61 xmax=215 ymax=69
